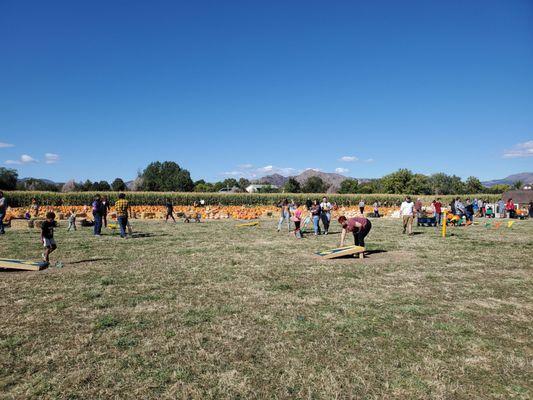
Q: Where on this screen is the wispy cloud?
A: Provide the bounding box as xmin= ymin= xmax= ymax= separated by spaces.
xmin=339 ymin=156 xmax=358 ymax=162
xmin=364 ymin=158 xmax=374 ymax=163
xmin=0 ymin=142 xmax=14 ymax=148
xmin=221 ymin=164 xmax=297 ymax=179
xmin=335 ymin=167 xmax=349 ymax=174
xmin=45 ymin=153 xmax=60 ymax=164
xmin=5 ymin=154 xmax=38 ymax=165
xmin=503 ymin=140 xmax=533 ymax=158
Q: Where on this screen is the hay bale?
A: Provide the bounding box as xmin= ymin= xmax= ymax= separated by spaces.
xmin=10 ymin=219 xmax=32 ymax=229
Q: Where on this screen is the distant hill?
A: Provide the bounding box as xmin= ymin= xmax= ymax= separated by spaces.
xmin=482 ymin=172 xmax=533 ymax=187
xmin=257 ymin=170 xmax=366 ymax=193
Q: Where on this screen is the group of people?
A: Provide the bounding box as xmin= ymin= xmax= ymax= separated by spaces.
xmin=91 ymin=194 xmax=131 ymax=238
xmin=277 ymin=197 xmax=335 ymax=236
xmin=276 ymin=197 xmax=373 ymax=247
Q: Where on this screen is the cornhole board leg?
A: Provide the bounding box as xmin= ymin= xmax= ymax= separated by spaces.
xmin=316 ymin=246 xmax=365 ymax=259
xmin=0 ymin=258 xmax=49 ymax=271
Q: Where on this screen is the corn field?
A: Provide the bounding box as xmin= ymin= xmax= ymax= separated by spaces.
xmin=2 ymin=191 xmax=502 ymax=207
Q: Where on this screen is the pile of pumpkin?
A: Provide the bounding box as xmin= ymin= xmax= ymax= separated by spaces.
xmin=4 ymin=204 xmax=400 ymax=222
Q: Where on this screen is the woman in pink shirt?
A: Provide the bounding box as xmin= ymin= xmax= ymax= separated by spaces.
xmin=338 ymin=215 xmax=372 ymax=247
xmin=291 ymin=205 xmax=303 ymax=238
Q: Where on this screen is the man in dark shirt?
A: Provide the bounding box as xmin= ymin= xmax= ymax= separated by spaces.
xmin=165 ymin=199 xmax=175 ymax=222
xmin=41 ymin=211 xmax=57 ymax=264
xmin=338 ymin=215 xmax=372 ymax=248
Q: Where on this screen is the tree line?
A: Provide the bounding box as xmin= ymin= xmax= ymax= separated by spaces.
xmin=0 ymin=164 xmax=522 ymax=195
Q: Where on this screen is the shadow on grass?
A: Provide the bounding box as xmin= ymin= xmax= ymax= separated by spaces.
xmin=129 ymin=232 xmax=170 ymax=239
xmin=332 ymin=249 xmax=388 ymax=259
xmin=69 ymin=258 xmax=113 ymax=265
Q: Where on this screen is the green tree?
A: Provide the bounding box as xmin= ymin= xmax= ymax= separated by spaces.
xmin=465 ymin=176 xmax=484 ymax=193
xmin=406 ymin=174 xmax=432 ymax=195
xmin=194 ymin=183 xmax=215 ymax=192
xmin=486 ymin=184 xmax=511 ymax=194
xmin=429 ymin=173 xmax=465 ymax=195
xmin=338 ymin=179 xmax=359 ymax=194
xmin=81 ymin=179 xmax=94 ymax=191
xmin=283 ymin=178 xmax=301 ymax=193
xmin=238 ymin=178 xmax=251 ymax=191
xmin=0 ymin=167 xmax=18 ymax=190
xmin=302 ymin=176 xmax=328 ymax=193
xmin=111 ymin=178 xmax=127 ymax=191
xmin=140 ymin=161 xmax=194 ymax=191
xmin=513 ymin=180 xmax=523 ymax=190
xmin=380 ymin=169 xmax=414 ymax=194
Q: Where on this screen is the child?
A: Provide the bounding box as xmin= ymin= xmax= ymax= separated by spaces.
xmin=291 ymin=205 xmax=303 ymax=238
xmin=373 ymin=202 xmax=380 ymax=217
xmin=67 ymin=209 xmax=77 ymax=231
xmin=41 ymin=211 xmax=57 ymax=264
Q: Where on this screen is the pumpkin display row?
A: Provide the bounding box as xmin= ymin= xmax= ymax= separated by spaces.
xmin=4 ymin=205 xmax=399 ymax=221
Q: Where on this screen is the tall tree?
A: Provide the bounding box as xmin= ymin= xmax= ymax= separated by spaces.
xmin=283 ymin=178 xmax=301 ymax=193
xmin=111 ymin=178 xmax=127 ymax=191
xmin=140 ymin=161 xmax=194 ymax=191
xmin=238 ymin=178 xmax=251 ymax=191
xmin=465 ymin=176 xmax=484 ymax=193
xmin=0 ymin=167 xmax=18 ymax=190
xmin=338 ymin=179 xmax=359 ymax=194
xmin=302 ymin=176 xmax=328 ymax=193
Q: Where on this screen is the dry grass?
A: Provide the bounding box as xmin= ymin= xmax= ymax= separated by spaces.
xmin=1 ymin=217 xmax=532 ymax=399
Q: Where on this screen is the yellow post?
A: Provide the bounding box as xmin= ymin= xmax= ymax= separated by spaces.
xmin=441 ymin=211 xmax=447 ymax=238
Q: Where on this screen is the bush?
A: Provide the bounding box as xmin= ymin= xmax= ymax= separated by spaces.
xmin=2 ymin=191 xmax=501 ymax=207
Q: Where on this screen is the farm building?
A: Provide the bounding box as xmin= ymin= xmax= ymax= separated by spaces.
xmin=245 ymin=184 xmax=279 ymax=193
xmin=502 ymin=190 xmax=533 ymax=208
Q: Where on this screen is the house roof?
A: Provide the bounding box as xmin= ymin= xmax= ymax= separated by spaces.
xmin=502 ymin=190 xmax=533 ymax=204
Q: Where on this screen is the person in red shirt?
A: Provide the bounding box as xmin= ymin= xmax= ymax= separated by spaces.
xmin=505 ymin=198 xmax=515 ymax=218
xmin=338 ymin=215 xmax=372 ymax=248
xmin=433 ymin=198 xmax=442 ymax=226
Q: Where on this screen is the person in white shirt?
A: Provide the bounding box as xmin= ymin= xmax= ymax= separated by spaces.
xmin=320 ymin=196 xmax=332 ymax=235
xmin=400 ymin=196 xmax=415 ymax=235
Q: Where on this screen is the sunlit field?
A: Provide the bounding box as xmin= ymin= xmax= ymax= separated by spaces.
xmin=1 ymin=217 xmax=531 ymax=399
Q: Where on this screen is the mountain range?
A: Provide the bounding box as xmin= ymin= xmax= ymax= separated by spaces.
xmin=481 ymin=172 xmax=533 ymax=187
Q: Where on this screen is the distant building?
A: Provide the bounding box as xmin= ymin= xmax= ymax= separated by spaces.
xmin=218 ymin=186 xmax=242 ymax=193
xmin=245 ymin=184 xmax=279 ymax=193
xmin=522 ymin=183 xmax=532 ymax=190
xmin=502 ymin=190 xmax=533 ymax=208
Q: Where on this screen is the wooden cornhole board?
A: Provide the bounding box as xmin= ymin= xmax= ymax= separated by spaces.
xmin=0 ymin=258 xmax=49 ymax=271
xmin=316 ymin=245 xmax=365 ymax=259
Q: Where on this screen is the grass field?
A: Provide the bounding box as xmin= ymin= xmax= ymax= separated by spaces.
xmin=1 ymin=217 xmax=532 ymax=399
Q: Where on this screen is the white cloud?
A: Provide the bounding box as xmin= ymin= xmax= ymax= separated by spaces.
xmin=364 ymin=158 xmax=374 ymax=163
xmin=339 ymin=156 xmax=358 ymax=162
xmin=45 ymin=153 xmax=60 ymax=164
xmin=5 ymin=154 xmax=38 ymax=165
xmin=0 ymin=142 xmax=14 ymax=148
xmin=335 ymin=167 xmax=349 ymax=174
xmin=220 ymin=164 xmax=297 ymax=179
xmin=503 ymin=141 xmax=533 ymax=158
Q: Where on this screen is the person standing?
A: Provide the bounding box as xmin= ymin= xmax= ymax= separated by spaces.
xmin=40 ymin=211 xmax=57 ymax=264
xmin=291 ymin=204 xmax=303 ymax=238
xmin=433 ymin=198 xmax=442 ymax=226
xmin=506 ymin=198 xmax=515 ymax=218
xmin=320 ymin=196 xmax=332 ymax=235
xmin=0 ymin=191 xmax=6 ymax=235
xmin=465 ymin=199 xmax=474 ymax=222
xmin=310 ymin=200 xmax=321 ymax=236
xmin=528 ymin=201 xmax=533 ymax=218
xmin=455 ymin=198 xmax=466 ymax=217
xmin=338 ymin=215 xmax=372 ymax=248
xmin=277 ymin=199 xmax=291 ymax=232
xmin=101 ymin=196 xmax=111 ymax=227
xmin=92 ymin=194 xmax=104 ymax=236
xmin=400 ymin=196 xmax=415 ymax=235
xmin=165 ymin=199 xmax=176 ymax=222
xmin=373 ymin=201 xmax=380 ymax=217
xmin=497 ymin=198 xmax=505 ymax=218
xmin=449 ymin=198 xmax=456 ymax=215
xmin=414 ymin=198 xmax=423 ymax=219
xmin=115 ymin=193 xmax=130 ymax=238
xmin=358 ymin=199 xmax=365 ymax=215
xmin=30 ymin=198 xmax=40 ymax=218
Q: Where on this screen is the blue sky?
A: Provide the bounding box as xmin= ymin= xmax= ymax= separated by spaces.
xmin=1 ymin=0 xmax=532 ymax=183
